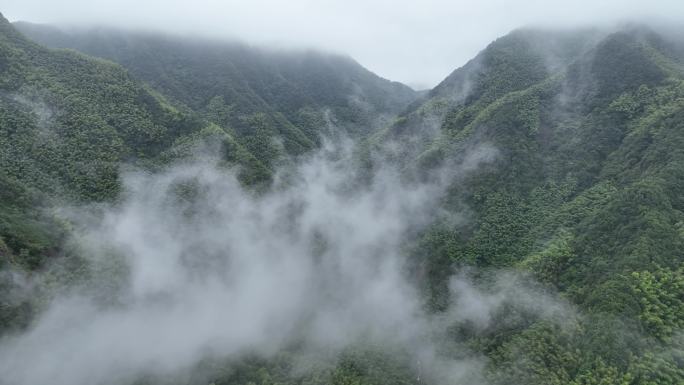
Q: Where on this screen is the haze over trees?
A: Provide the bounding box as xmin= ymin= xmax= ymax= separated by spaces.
xmin=1 ymin=9 xmax=683 ymax=385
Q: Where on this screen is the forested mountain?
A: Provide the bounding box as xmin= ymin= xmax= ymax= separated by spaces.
xmin=367 ymin=24 xmax=684 ymax=383
xmin=0 ymin=11 xmax=285 ymax=278
xmin=14 ymin=22 xmax=418 ymax=169
xmin=1 ymin=11 xmax=684 ymax=385
xmin=0 ymin=11 xmax=417 ymax=271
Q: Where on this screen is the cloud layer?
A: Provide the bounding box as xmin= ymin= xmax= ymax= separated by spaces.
xmin=0 ymin=144 xmax=477 ymax=385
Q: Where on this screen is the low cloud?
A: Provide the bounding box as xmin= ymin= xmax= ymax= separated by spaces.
xmin=0 ymin=142 xmax=571 ymax=385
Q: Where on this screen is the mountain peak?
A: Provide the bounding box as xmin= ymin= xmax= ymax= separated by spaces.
xmin=0 ymin=12 xmax=31 ymax=43
xmin=0 ymin=12 xmax=12 ymax=31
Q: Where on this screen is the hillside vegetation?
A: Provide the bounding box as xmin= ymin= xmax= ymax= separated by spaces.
xmin=15 ymin=21 xmax=418 ymax=168
xmin=372 ymin=25 xmax=684 ymax=384
xmin=1 ymin=14 xmax=683 ymax=385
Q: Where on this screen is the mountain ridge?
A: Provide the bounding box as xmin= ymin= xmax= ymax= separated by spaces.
xmin=13 ymin=21 xmax=418 ymax=139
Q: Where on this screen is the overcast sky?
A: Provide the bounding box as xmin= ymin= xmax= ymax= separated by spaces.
xmin=3 ymin=0 xmax=683 ymax=88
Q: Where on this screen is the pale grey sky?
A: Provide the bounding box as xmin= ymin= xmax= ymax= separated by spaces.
xmin=3 ymin=0 xmax=683 ymax=88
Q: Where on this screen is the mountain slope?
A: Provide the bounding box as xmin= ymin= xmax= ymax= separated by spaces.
xmin=370 ymin=25 xmax=684 ymax=384
xmin=0 ymin=13 xmax=279 ymax=274
xmin=14 ymin=22 xmax=418 ymax=167
xmin=0 ymin=15 xmax=417 ymax=271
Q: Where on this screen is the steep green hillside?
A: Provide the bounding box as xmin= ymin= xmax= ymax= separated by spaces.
xmin=0 ymin=13 xmax=275 ymax=273
xmin=0 ymin=14 xmax=416 ymax=272
xmin=14 ymin=22 xmax=418 ymax=168
xmin=373 ymin=25 xmax=684 ymax=384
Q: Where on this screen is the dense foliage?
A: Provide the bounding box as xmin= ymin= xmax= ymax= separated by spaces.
xmin=372 ymin=26 xmax=684 ymax=384
xmin=1 ymin=14 xmax=683 ymax=385
xmin=15 ymin=21 xmax=418 ymax=169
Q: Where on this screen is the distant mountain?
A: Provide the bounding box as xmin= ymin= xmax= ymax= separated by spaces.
xmin=14 ymin=21 xmax=418 ymax=167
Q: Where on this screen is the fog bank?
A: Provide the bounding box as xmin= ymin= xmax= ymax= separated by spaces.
xmin=0 ymin=142 xmax=575 ymax=385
